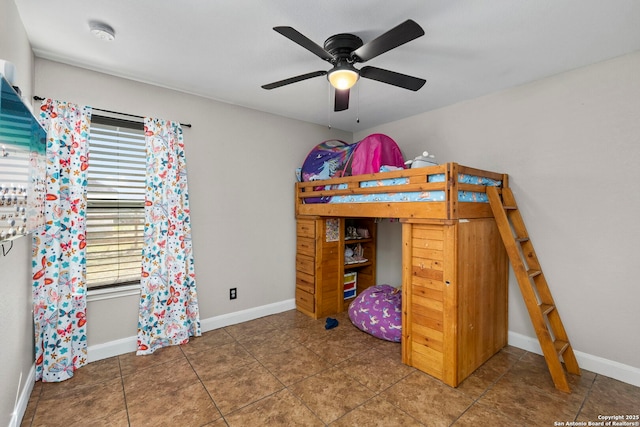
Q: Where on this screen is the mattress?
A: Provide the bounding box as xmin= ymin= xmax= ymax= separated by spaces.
xmin=322 ymin=173 xmax=502 ymax=204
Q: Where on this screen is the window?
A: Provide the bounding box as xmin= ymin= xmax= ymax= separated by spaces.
xmin=86 ymin=116 xmax=146 ymax=290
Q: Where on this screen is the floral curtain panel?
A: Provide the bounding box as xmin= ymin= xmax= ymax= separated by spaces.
xmin=137 ymin=117 xmax=200 ymax=355
xmin=33 ymin=100 xmax=91 ymax=382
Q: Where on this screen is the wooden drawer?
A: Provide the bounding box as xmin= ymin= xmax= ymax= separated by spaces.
xmin=296 ymin=252 xmax=315 ymax=294
xmin=296 ymin=288 xmax=314 ymax=313
xmin=296 ymin=253 xmax=315 ymax=275
xmin=296 ymin=271 xmax=315 ymax=293
xmin=296 ymin=236 xmax=315 ymax=257
xmin=297 ymin=219 xmax=316 ymax=238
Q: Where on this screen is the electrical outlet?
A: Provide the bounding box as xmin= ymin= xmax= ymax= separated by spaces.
xmin=229 ymin=288 xmax=237 ymax=300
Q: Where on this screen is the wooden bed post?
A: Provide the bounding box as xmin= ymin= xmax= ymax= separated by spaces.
xmin=448 ymin=162 xmax=459 ymax=220
xmin=442 ymin=223 xmax=458 ymax=386
xmin=294 ymin=182 xmax=301 ymax=217
xmin=401 ymin=222 xmax=413 ymax=366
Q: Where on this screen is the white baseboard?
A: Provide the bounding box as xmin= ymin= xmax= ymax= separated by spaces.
xmin=87 ymin=298 xmax=296 ymax=362
xmin=508 ymin=331 xmax=640 ymax=388
xmin=10 ymin=364 xmax=35 ymax=427
xmin=87 ymin=335 xmax=138 ymax=363
xmin=199 ymin=298 xmax=296 ymax=332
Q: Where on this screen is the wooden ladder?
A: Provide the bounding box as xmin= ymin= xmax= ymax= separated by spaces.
xmin=486 ymin=186 xmax=580 ymax=393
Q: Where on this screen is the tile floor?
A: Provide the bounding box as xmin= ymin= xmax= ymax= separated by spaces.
xmin=21 ymin=309 xmax=640 ymax=426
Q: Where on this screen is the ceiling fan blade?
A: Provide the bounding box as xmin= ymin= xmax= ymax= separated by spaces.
xmin=274 ymin=27 xmax=335 ymax=62
xmin=334 ymin=89 xmax=350 ymax=111
xmin=262 ymin=70 xmax=327 ymax=90
xmin=360 ymin=66 xmax=426 ymax=91
xmin=352 ymin=19 xmax=425 ymax=63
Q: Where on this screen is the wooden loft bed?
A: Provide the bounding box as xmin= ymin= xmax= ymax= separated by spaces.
xmin=294 ymin=162 xmax=510 ymax=388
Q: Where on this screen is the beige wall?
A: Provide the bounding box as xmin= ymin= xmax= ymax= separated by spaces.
xmin=358 ymin=51 xmax=640 ymax=371
xmin=0 ymin=0 xmax=34 ymax=99
xmin=0 ymin=237 xmax=33 ymax=427
xmin=34 ymin=58 xmax=351 ymax=349
xmin=0 ymin=1 xmax=36 ymax=425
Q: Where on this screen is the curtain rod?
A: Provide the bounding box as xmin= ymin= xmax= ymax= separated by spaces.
xmin=32 ymin=96 xmax=192 ymax=128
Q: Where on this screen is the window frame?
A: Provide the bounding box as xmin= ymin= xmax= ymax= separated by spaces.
xmin=85 ymin=115 xmax=146 ymax=292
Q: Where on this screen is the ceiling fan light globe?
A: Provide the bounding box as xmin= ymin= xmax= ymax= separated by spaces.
xmin=328 ymin=69 xmax=359 ymax=90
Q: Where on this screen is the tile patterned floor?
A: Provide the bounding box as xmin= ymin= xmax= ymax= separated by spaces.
xmin=21 ymin=309 xmax=640 ymax=426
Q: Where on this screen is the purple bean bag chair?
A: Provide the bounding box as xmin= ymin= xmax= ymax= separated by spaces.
xmin=348 ymin=285 xmax=402 ymax=342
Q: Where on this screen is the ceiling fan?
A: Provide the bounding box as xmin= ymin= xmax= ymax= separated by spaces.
xmin=261 ymin=19 xmax=427 ymax=112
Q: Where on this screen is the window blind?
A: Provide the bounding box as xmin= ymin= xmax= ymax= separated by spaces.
xmin=86 ymin=116 xmax=146 ymax=289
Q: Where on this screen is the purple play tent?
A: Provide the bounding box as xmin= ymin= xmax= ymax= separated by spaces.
xmin=300 ymin=134 xmax=405 ymax=203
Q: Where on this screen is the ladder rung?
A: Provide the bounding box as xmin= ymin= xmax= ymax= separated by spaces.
xmin=527 ymin=269 xmax=542 ymax=278
xmin=504 ymin=205 xmax=517 ymax=210
xmin=540 ymin=303 xmax=555 ymax=315
xmin=554 ymin=340 xmax=570 ymax=356
xmin=515 ymin=236 xmax=530 ymax=243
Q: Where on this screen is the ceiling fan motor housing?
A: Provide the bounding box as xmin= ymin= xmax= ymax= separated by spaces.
xmin=323 ymin=33 xmax=363 ymax=62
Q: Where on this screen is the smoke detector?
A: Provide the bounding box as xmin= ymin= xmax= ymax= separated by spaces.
xmin=89 ymin=21 xmax=115 ymax=41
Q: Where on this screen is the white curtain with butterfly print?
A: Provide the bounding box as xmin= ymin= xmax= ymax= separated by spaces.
xmin=32 ymin=100 xmax=91 ymax=382
xmin=136 ymin=117 xmax=200 ymax=355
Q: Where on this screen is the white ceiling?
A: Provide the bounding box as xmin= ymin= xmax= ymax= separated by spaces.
xmin=14 ymin=0 xmax=640 ymax=132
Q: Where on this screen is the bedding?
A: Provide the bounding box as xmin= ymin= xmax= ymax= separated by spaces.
xmin=312 ymin=172 xmax=502 ymax=204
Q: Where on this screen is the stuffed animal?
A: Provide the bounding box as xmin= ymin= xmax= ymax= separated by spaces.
xmin=404 ymin=151 xmax=438 ymax=168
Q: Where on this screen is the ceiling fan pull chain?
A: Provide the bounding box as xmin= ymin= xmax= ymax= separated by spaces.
xmin=327 ymin=82 xmax=332 ymax=129
xmin=356 ymin=84 xmax=360 ymax=124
